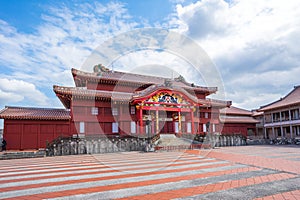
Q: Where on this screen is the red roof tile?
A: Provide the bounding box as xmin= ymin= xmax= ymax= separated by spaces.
xmin=72 ymin=68 xmax=218 ymax=94
xmin=220 ymin=106 xmax=252 ymax=116
xmin=252 ymin=110 xmax=264 ymax=117
xmin=0 ymin=106 xmax=70 ymax=120
xmin=53 ymin=85 xmax=134 ymax=108
xmin=220 ymin=116 xmax=259 ymax=124
xmin=259 ymin=86 xmax=300 ymax=111
xmin=219 ymin=106 xmax=258 ymax=124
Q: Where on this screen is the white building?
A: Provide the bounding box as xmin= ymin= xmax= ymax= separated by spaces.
xmin=259 ymin=86 xmax=300 ymax=139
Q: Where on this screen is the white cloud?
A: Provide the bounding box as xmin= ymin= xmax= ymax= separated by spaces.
xmin=0 ymin=1 xmax=139 ymax=110
xmin=176 ymin=0 xmax=231 ymax=38
xmin=0 ymin=78 xmax=48 ymax=106
xmin=1 ymin=0 xmax=300 ymax=113
xmin=173 ymin=0 xmax=300 ymax=109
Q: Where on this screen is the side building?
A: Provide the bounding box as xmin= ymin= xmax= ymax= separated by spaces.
xmin=259 ymin=86 xmax=300 ymax=140
xmin=220 ymin=106 xmax=259 ymax=138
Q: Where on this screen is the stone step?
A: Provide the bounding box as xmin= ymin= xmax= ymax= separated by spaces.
xmin=157 ymin=134 xmax=200 ymax=146
xmin=0 ymin=150 xmax=46 ymax=160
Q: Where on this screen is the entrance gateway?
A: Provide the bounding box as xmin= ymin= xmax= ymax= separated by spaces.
xmin=134 ymin=90 xmax=197 ymax=136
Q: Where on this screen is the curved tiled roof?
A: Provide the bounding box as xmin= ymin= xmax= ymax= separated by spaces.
xmin=259 ymin=86 xmax=300 ymax=111
xmin=54 ymin=85 xmax=231 ymax=109
xmin=0 ymin=106 xmax=70 ymax=120
xmin=71 ymin=68 xmax=217 ymax=94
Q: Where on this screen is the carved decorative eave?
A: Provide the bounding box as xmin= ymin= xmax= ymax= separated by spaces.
xmin=132 ymin=85 xmax=199 ymax=104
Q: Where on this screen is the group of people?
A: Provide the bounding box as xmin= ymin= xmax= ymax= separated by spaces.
xmin=1 ymin=139 xmax=7 ymax=151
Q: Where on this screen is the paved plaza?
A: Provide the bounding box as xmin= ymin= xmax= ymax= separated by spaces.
xmin=0 ymin=145 xmax=300 ymax=200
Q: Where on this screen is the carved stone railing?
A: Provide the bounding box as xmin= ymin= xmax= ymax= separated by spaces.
xmin=46 ymin=135 xmax=154 ymax=156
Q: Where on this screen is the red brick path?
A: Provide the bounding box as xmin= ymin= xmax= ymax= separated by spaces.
xmin=0 ymin=146 xmax=299 ymax=200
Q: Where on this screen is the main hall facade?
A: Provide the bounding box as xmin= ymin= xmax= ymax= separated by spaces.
xmin=1 ymin=66 xmax=235 ymax=150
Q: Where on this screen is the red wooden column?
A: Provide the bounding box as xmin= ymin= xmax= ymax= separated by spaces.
xmin=139 ymin=107 xmax=143 ymax=135
xmin=119 ymin=105 xmax=123 ymax=135
xmin=151 ymin=112 xmax=155 ymax=134
xmin=178 ymin=110 xmax=182 ymax=137
xmin=156 ymin=109 xmax=159 ymax=134
xmin=190 ymin=108 xmax=195 ymax=134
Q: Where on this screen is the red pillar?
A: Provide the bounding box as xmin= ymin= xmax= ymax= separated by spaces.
xmin=139 ymin=107 xmax=143 ymax=135
xmin=151 ymin=112 xmax=155 ymax=135
xmin=191 ymin=109 xmax=195 ymax=134
xmin=178 ymin=110 xmax=182 ymax=137
xmin=156 ymin=109 xmax=159 ymax=134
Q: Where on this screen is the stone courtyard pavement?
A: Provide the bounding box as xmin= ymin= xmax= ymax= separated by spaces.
xmin=0 ymin=146 xmax=300 ymax=200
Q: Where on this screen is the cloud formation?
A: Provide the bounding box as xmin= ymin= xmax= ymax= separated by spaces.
xmin=0 ymin=0 xmax=300 ymax=124
xmin=174 ymin=0 xmax=300 ymax=109
xmin=0 ymin=78 xmax=48 ymax=106
xmin=0 ymin=1 xmax=138 ymax=113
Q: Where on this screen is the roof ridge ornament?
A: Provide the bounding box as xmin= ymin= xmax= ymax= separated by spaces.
xmin=164 ymin=79 xmax=172 ymax=87
xmin=93 ymin=64 xmax=110 ymax=76
xmin=174 ymin=75 xmax=186 ymax=83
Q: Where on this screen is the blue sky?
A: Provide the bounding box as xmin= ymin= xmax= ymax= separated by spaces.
xmin=1 ymin=0 xmax=300 ymax=128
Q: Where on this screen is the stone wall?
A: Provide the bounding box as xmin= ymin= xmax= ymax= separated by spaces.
xmin=46 ymin=137 xmax=150 ymax=156
xmin=182 ymin=134 xmax=247 ymax=147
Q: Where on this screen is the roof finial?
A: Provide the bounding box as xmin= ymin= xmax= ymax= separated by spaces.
xmin=93 ymin=64 xmax=110 ymax=76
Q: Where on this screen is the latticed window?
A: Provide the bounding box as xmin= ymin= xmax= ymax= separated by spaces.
xmin=203 ymin=124 xmax=207 ymax=132
xmin=91 ymin=107 xmax=98 ymax=115
xmin=131 ymin=121 xmax=136 ymax=134
xmin=112 ymin=107 xmax=118 ymax=116
xmin=130 ymin=106 xmax=136 ymax=115
xmin=204 ymin=112 xmax=209 ymax=118
xmin=187 ymin=122 xmax=191 ymax=133
xmin=112 ymin=122 xmax=118 ymax=133
xmin=79 ymin=122 xmax=85 ymax=134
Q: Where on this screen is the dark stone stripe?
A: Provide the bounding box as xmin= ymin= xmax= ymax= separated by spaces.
xmin=179 ymin=177 xmax=300 ymax=200
xmin=48 ymin=169 xmax=277 ymax=200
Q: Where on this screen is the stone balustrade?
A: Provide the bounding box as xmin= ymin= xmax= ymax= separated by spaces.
xmin=46 ymin=134 xmax=248 ymax=156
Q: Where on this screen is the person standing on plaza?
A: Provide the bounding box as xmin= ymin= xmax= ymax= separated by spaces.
xmin=1 ymin=138 xmax=7 ymax=151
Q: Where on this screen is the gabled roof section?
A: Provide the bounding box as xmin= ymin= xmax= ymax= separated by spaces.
xmin=220 ymin=106 xmax=253 ymax=116
xmin=259 ymin=86 xmax=300 ymax=111
xmin=71 ymin=68 xmax=217 ymax=95
xmin=220 ymin=116 xmax=259 ymax=124
xmin=252 ymin=110 xmax=264 ymax=117
xmin=219 ymin=106 xmax=259 ymax=124
xmin=0 ymin=106 xmax=70 ymax=120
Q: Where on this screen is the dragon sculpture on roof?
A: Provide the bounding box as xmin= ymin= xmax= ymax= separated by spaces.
xmin=93 ymin=64 xmax=110 ymax=76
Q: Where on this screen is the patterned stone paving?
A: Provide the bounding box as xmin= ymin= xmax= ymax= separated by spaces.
xmin=0 ymin=145 xmax=299 ymax=199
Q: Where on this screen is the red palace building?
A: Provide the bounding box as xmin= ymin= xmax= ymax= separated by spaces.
xmin=0 ymin=65 xmax=233 ymax=150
